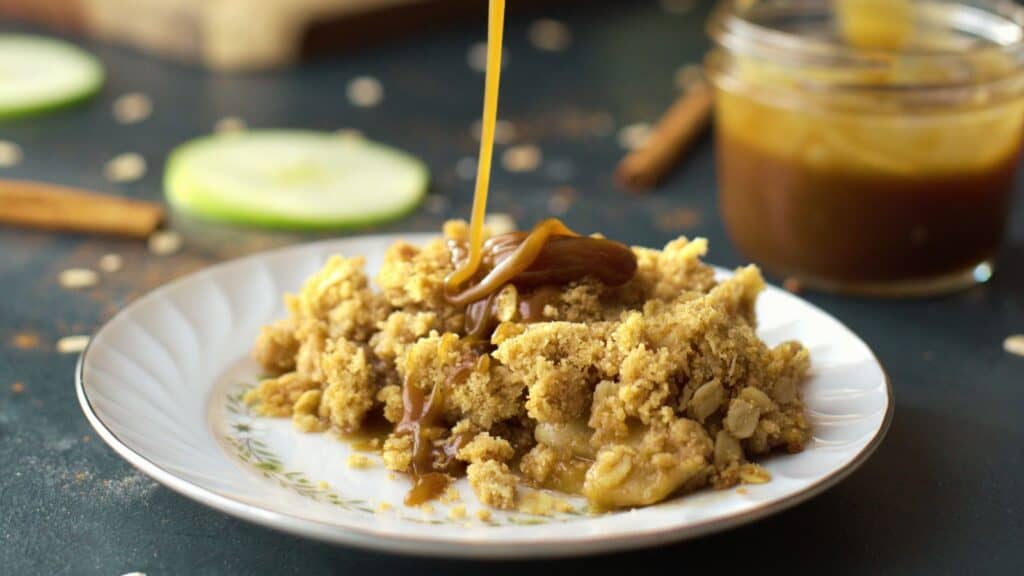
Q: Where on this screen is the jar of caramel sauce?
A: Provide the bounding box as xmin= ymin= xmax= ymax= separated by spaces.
xmin=706 ymin=0 xmax=1024 ymax=296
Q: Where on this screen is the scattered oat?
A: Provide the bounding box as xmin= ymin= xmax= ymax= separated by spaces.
xmin=347 ymin=453 xmax=374 ymax=469
xmin=471 ymin=119 xmax=516 ymax=144
xmin=57 ymin=335 xmax=90 ymax=354
xmin=59 ymin=268 xmax=99 ymax=289
xmin=10 ymin=382 xmax=24 ymax=394
xmin=659 ymin=0 xmax=697 ymax=14
xmin=547 ymin=186 xmax=576 ymax=215
xmin=419 ymin=503 xmax=435 ymax=514
xmin=112 ymin=92 xmax=152 ymax=124
xmin=783 ymin=277 xmax=803 ymax=294
xmin=501 ymin=144 xmax=542 ymax=173
xmin=739 ymin=464 xmax=771 ymax=484
xmin=214 ymin=116 xmax=247 ymax=133
xmin=655 ymin=208 xmax=701 ymax=231
xmin=148 ymin=230 xmax=182 ymax=256
xmin=528 ymin=19 xmax=572 ymax=52
xmin=675 ymin=63 xmax=705 ymax=93
xmin=347 ymin=76 xmax=383 ymax=108
xmin=1004 ymin=334 xmax=1024 ymax=357
xmin=440 ymin=485 xmax=461 ymax=504
xmin=12 ymin=333 xmax=39 ymax=350
xmin=0 ymin=140 xmax=23 ymax=167
xmin=467 ymin=42 xmax=508 ymax=72
xmin=484 ymin=213 xmax=517 ymax=235
xmin=736 ymin=487 xmax=749 ymax=495
xmin=424 ymin=194 xmax=451 ymax=216
xmin=617 ymin=122 xmax=652 ymax=150
xmin=98 ymin=253 xmax=124 ymax=273
xmin=335 ymin=128 xmax=364 ymax=140
xmin=475 ymin=509 xmax=492 ymax=522
xmin=455 ymin=156 xmax=477 ymax=180
xmin=104 ymin=153 xmax=146 ymax=183
xmin=448 ymin=505 xmax=467 ymax=520
xmin=378 ymin=502 xmax=393 ymax=512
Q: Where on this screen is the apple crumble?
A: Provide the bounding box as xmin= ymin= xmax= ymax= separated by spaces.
xmin=245 ymin=221 xmax=811 ymax=511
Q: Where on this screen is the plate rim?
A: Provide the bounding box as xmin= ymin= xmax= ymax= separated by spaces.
xmin=76 ymin=233 xmax=895 ymax=559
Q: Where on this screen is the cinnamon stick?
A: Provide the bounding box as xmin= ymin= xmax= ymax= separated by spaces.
xmin=0 ymin=179 xmax=164 ymax=238
xmin=615 ymin=80 xmax=714 ymax=192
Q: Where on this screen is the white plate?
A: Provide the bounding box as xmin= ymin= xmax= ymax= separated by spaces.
xmin=77 ymin=234 xmax=892 ymax=558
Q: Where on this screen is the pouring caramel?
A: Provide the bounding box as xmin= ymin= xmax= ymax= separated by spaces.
xmin=396 ymin=0 xmax=638 ymax=504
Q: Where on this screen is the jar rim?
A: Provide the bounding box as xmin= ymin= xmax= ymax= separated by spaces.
xmin=708 ymin=0 xmax=1024 ymax=87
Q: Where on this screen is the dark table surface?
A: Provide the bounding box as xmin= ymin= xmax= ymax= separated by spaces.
xmin=2 ymin=1 xmax=1022 ymax=574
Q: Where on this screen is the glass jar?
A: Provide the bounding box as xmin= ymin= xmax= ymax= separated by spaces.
xmin=706 ymin=0 xmax=1024 ymax=296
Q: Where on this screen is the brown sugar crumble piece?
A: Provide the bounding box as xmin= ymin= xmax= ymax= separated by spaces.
xmin=347 ymin=454 xmax=374 ymax=469
xmin=244 ymin=222 xmax=812 ymax=511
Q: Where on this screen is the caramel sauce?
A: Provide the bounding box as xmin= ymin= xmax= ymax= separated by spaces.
xmin=518 ymin=285 xmax=563 ymax=322
xmin=717 ymin=133 xmax=1017 ymax=283
xmin=336 ymin=410 xmax=392 ymax=452
xmin=455 ymin=225 xmax=637 ymax=338
xmin=392 ymin=0 xmax=639 ymax=505
xmin=449 ymin=219 xmax=637 ymax=339
xmin=396 ymin=355 xmax=480 ymax=505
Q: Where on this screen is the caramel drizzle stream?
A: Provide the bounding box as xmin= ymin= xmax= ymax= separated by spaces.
xmin=446 ymin=218 xmax=579 ymax=307
xmin=446 ymin=0 xmax=506 ymax=291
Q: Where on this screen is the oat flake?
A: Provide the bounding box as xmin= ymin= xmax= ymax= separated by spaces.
xmin=59 ymin=268 xmax=99 ymax=289
xmin=57 ymin=335 xmax=90 ymax=354
xmin=112 ymin=92 xmax=152 ymax=124
xmin=104 ymin=153 xmax=146 ymax=183
xmin=98 ymin=253 xmax=124 ymax=273
xmin=1004 ymin=334 xmax=1024 ymax=357
xmin=617 ymin=123 xmax=652 ymax=150
xmin=501 ymin=145 xmax=542 ymax=173
xmin=0 ymin=140 xmax=23 ymax=167
xmin=347 ymin=76 xmax=383 ymax=108
xmin=528 ymin=19 xmax=572 ymax=52
xmin=148 ymin=230 xmax=183 ymax=256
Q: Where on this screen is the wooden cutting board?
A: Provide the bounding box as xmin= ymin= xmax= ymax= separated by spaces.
xmin=0 ymin=0 xmax=561 ymax=70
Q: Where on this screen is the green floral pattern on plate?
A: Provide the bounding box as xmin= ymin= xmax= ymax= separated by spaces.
xmin=225 ymin=386 xmax=589 ymax=527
